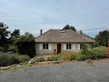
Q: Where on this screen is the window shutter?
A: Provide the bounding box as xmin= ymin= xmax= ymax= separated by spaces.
xmin=39 ymin=44 xmax=42 ymax=50
xmin=72 ymin=44 xmax=75 ymax=50
xmin=63 ymin=44 xmax=66 ymax=50
xmin=49 ymin=44 xmax=52 ymax=50
xmin=78 ymin=44 xmax=80 ymax=50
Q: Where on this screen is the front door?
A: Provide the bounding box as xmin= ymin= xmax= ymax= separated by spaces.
xmin=57 ymin=44 xmax=61 ymax=54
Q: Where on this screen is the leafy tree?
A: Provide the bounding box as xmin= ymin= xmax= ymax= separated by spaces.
xmin=16 ymin=32 xmax=35 ymax=57
xmin=95 ymin=30 xmax=109 ymax=47
xmin=9 ymin=29 xmax=20 ymax=44
xmin=0 ymin=22 xmax=10 ymax=51
xmin=11 ymin=29 xmax=20 ymax=38
xmin=63 ymin=24 xmax=76 ymax=31
xmin=79 ymin=30 xmax=84 ymax=35
xmin=70 ymin=26 xmax=76 ymax=31
xmin=8 ymin=29 xmax=20 ymax=52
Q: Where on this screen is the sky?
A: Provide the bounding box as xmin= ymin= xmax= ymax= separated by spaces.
xmin=0 ymin=0 xmax=109 ymax=37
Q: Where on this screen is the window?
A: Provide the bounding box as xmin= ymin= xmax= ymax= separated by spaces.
xmin=66 ymin=43 xmax=71 ymax=49
xmin=43 ymin=43 xmax=48 ymax=49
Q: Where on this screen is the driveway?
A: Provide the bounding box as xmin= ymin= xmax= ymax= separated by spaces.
xmin=0 ymin=59 xmax=109 ymax=82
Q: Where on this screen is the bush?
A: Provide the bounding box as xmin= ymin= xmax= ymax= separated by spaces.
xmin=0 ymin=54 xmax=20 ymax=66
xmin=89 ymin=46 xmax=108 ymax=59
xmin=8 ymin=45 xmax=18 ymax=53
xmin=47 ymin=56 xmax=59 ymax=61
xmin=17 ymin=55 xmax=31 ymax=63
xmin=0 ymin=53 xmax=31 ymax=66
xmin=37 ymin=57 xmax=46 ymax=62
xmin=76 ymin=46 xmax=109 ymax=61
xmin=75 ymin=54 xmax=87 ymax=61
xmin=59 ymin=51 xmax=76 ymax=61
xmin=0 ymin=47 xmax=4 ymax=52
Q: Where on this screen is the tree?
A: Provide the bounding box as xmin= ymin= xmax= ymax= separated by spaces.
xmin=8 ymin=29 xmax=20 ymax=52
xmin=79 ymin=30 xmax=84 ymax=35
xmin=95 ymin=30 xmax=109 ymax=47
xmin=16 ymin=32 xmax=35 ymax=57
xmin=70 ymin=26 xmax=76 ymax=31
xmin=11 ymin=29 xmax=20 ymax=38
xmin=63 ymin=24 xmax=76 ymax=31
xmin=9 ymin=29 xmax=20 ymax=44
xmin=0 ymin=22 xmax=10 ymax=51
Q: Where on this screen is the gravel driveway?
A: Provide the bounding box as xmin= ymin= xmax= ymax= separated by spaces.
xmin=0 ymin=59 xmax=109 ymax=82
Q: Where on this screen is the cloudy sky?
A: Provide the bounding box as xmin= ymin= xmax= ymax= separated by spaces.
xmin=0 ymin=0 xmax=109 ymax=37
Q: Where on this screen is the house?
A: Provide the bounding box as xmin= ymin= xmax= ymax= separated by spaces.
xmin=35 ymin=29 xmax=94 ymax=55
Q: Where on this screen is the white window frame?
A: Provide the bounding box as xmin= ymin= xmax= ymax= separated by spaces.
xmin=43 ymin=43 xmax=49 ymax=49
xmin=66 ymin=43 xmax=71 ymax=49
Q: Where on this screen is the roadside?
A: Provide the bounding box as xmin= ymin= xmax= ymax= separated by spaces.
xmin=0 ymin=58 xmax=108 ymax=74
xmin=0 ymin=59 xmax=109 ymax=82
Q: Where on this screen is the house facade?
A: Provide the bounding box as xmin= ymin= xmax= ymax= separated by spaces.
xmin=35 ymin=29 xmax=94 ymax=55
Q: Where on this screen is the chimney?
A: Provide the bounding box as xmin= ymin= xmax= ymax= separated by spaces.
xmin=40 ymin=29 xmax=42 ymax=35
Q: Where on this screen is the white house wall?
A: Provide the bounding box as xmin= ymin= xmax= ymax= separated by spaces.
xmin=35 ymin=43 xmax=92 ymax=55
xmin=35 ymin=43 xmax=57 ymax=55
xmin=61 ymin=43 xmax=80 ymax=52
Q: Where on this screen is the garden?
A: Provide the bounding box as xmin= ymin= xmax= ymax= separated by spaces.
xmin=0 ymin=46 xmax=108 ymax=67
xmin=30 ymin=46 xmax=109 ymax=64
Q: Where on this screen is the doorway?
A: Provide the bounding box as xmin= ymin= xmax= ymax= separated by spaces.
xmin=57 ymin=44 xmax=61 ymax=54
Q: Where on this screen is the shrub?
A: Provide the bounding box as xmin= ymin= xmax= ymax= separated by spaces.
xmin=0 ymin=53 xmax=31 ymax=66
xmin=0 ymin=47 xmax=4 ymax=52
xmin=59 ymin=51 xmax=76 ymax=61
xmin=37 ymin=57 xmax=46 ymax=62
xmin=76 ymin=46 xmax=109 ymax=61
xmin=89 ymin=46 xmax=108 ymax=59
xmin=75 ymin=54 xmax=86 ymax=61
xmin=17 ymin=55 xmax=31 ymax=63
xmin=8 ymin=45 xmax=18 ymax=53
xmin=0 ymin=54 xmax=20 ymax=66
xmin=47 ymin=56 xmax=59 ymax=61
